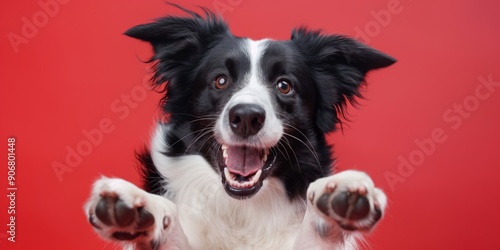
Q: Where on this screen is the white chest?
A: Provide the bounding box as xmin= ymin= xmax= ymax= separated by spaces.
xmin=155 ymin=154 xmax=306 ymax=250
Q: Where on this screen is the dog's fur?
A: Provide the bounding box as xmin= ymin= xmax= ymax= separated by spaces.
xmin=85 ymin=7 xmax=395 ymax=250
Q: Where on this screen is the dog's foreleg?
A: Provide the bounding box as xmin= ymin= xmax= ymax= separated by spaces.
xmin=293 ymin=170 xmax=387 ymax=250
xmin=84 ymin=177 xmax=190 ymax=250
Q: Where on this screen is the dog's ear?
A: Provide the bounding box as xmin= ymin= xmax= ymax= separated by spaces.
xmin=124 ymin=8 xmax=230 ymax=86
xmin=291 ymin=28 xmax=396 ymax=133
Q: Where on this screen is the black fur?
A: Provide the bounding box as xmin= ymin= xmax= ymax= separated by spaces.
xmin=136 ymin=148 xmax=166 ymax=195
xmin=127 ymin=7 xmax=395 ymax=200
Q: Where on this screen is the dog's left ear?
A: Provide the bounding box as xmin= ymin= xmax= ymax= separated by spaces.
xmin=291 ymin=28 xmax=396 ymax=133
xmin=124 ymin=8 xmax=230 ymax=87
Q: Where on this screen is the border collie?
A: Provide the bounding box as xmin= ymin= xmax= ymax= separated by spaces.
xmin=85 ymin=7 xmax=395 ymax=250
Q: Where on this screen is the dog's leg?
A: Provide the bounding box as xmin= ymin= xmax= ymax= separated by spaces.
xmin=294 ymin=170 xmax=387 ymax=250
xmin=84 ymin=177 xmax=189 ymax=250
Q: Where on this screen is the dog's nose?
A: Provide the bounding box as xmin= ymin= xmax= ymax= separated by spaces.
xmin=229 ymin=104 xmax=266 ymax=138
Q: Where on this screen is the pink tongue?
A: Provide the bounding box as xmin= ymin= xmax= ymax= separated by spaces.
xmin=226 ymin=146 xmax=262 ymax=176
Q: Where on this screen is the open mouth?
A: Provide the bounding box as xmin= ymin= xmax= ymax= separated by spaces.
xmin=220 ymin=144 xmax=276 ymax=199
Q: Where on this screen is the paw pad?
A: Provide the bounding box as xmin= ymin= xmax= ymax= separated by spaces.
xmin=331 ymin=191 xmax=370 ymax=220
xmin=310 ymin=177 xmax=384 ymax=231
xmin=90 ymin=192 xmax=155 ymax=240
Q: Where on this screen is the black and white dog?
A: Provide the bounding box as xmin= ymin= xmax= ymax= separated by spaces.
xmin=85 ymin=7 xmax=395 ymax=250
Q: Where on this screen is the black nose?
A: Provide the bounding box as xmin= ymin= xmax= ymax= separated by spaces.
xmin=229 ymin=104 xmax=266 ymax=138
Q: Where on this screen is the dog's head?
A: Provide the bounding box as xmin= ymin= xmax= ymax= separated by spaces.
xmin=126 ymin=9 xmax=395 ymax=200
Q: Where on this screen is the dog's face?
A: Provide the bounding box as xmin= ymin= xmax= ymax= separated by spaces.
xmin=126 ymin=11 xmax=395 ymax=200
xmin=210 ymin=39 xmax=315 ymax=198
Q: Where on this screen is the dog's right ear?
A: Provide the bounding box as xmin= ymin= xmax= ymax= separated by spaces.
xmin=291 ymin=28 xmax=396 ymax=133
xmin=124 ymin=9 xmax=230 ymax=85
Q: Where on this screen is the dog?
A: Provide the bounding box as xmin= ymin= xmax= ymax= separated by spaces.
xmin=85 ymin=7 xmax=395 ymax=250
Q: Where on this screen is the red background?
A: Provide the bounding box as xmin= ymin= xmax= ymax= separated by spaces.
xmin=1 ymin=0 xmax=500 ymax=249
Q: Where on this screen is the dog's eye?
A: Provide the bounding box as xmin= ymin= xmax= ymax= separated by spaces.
xmin=276 ymin=79 xmax=292 ymax=94
xmin=214 ymin=76 xmax=229 ymax=89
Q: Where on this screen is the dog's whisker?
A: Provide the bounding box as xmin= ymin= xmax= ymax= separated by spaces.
xmin=183 ymin=130 xmax=212 ymax=155
xmin=172 ymin=113 xmax=219 ymax=119
xmin=283 ymin=123 xmax=323 ymax=164
xmin=184 ymin=116 xmax=218 ymax=126
xmin=169 ymin=126 xmax=213 ymax=148
xmin=275 ymin=141 xmax=303 ymax=174
xmin=181 ymin=117 xmax=217 ymax=127
xmin=197 ymin=134 xmax=216 ymax=154
xmin=281 ymin=136 xmax=302 ymax=174
xmin=207 ymin=140 xmax=219 ymax=158
xmin=183 ymin=125 xmax=215 ymax=155
xmin=275 ymin=141 xmax=290 ymax=162
xmin=283 ymin=131 xmax=324 ymax=175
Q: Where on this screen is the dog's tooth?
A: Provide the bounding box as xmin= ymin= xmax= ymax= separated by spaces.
xmin=262 ymin=154 xmax=267 ymax=163
xmin=221 ymin=144 xmax=227 ymax=150
xmin=224 ymin=167 xmax=235 ymax=180
xmin=252 ymin=170 xmax=262 ymax=183
xmin=223 ymin=149 xmax=228 ymax=158
xmin=225 ymin=158 xmax=228 ymax=165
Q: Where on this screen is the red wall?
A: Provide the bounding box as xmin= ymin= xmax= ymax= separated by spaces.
xmin=1 ymin=0 xmax=499 ymax=249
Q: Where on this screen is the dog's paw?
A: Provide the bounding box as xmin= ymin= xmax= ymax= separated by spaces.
xmin=85 ymin=177 xmax=174 ymax=244
xmin=307 ymin=170 xmax=387 ymax=231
